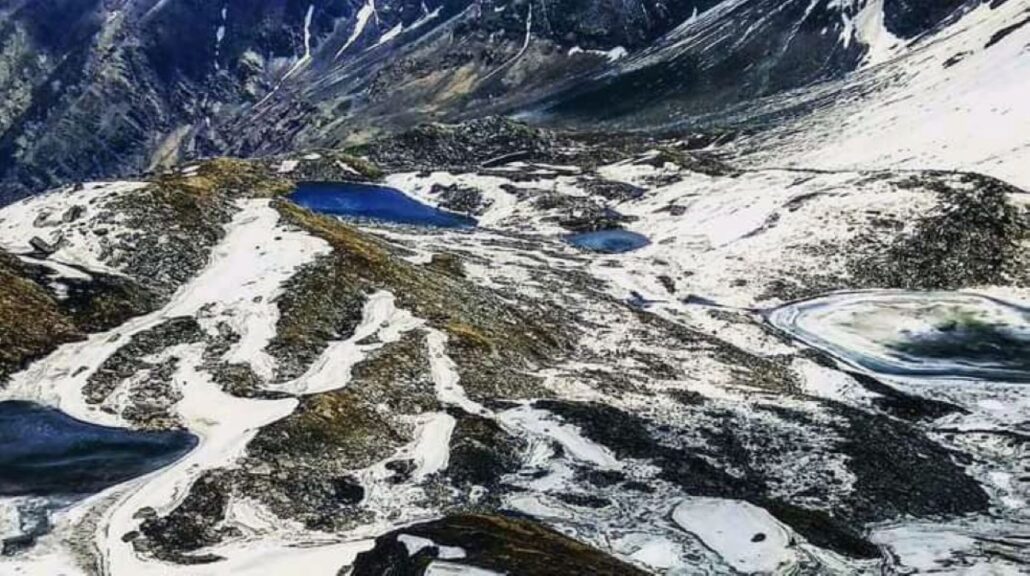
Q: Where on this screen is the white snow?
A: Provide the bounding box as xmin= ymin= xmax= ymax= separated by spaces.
xmin=498 ymin=405 xmax=621 ymax=469
xmin=426 ymin=330 xmax=487 ymax=415
xmin=672 ymin=498 xmax=796 ymax=573
xmin=336 ymin=0 xmax=378 ymax=58
xmin=274 ymin=291 xmax=422 ymax=395
xmin=279 ymin=4 xmax=316 ymax=82
xmin=376 ymin=23 xmax=403 ymax=46
xmin=0 ymin=181 xmax=147 ymax=275
xmin=277 ymin=159 xmax=299 ymax=173
xmin=398 ymin=534 xmax=466 ymax=559
xmin=749 ymin=0 xmax=1030 ymax=188
xmin=409 ymin=6 xmax=443 ymax=32
xmin=214 ymin=3 xmax=228 ymax=68
xmin=408 ymin=412 xmax=457 ymax=480
xmin=851 ymin=0 xmax=902 ymax=66
xmin=627 ymin=536 xmax=685 ymax=570
xmin=871 ymin=518 xmax=1030 ymax=575
xmin=568 ymin=45 xmax=628 ymax=62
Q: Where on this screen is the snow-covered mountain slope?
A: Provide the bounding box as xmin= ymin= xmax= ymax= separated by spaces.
xmin=2 ymin=0 xmax=1026 ymax=201
xmin=1 ymin=126 xmax=1028 ymax=574
xmin=539 ymin=0 xmax=1030 ymax=186
xmin=737 ymin=0 xmax=1030 ymax=188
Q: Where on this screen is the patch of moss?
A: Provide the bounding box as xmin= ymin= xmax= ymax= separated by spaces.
xmin=168 ymin=158 xmax=292 ymax=199
xmin=265 ymin=254 xmax=368 ymax=381
xmin=443 ymin=321 xmax=495 ymax=353
xmin=347 ymin=330 xmax=440 ymax=413
xmin=253 ymin=389 xmax=404 ymax=468
xmin=251 ymin=331 xmax=436 ymax=470
xmin=272 ymin=200 xmax=566 ymax=400
xmin=425 ymin=252 xmax=466 ymax=278
xmin=59 ymin=271 xmax=159 ymax=332
xmin=0 ymin=249 xmax=162 ymax=385
xmin=351 ymin=514 xmax=650 ymax=576
xmin=0 ymin=253 xmax=82 ymax=383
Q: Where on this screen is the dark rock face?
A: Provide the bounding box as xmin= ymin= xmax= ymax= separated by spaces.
xmin=848 ymin=173 xmax=1029 ymax=290
xmin=535 ymin=397 xmax=987 ymax=558
xmin=543 ymin=0 xmax=865 ymax=123
xmin=540 ymin=0 xmax=985 ymax=127
xmin=0 ymin=401 xmax=196 ymax=496
xmin=445 ymin=408 xmax=526 ymax=487
xmin=536 ymin=193 xmax=632 ymax=232
xmin=354 ymin=117 xmax=559 ymax=173
xmin=883 ymin=0 xmax=970 ymax=38
xmin=0 ymin=0 xmax=988 ymax=202
xmin=834 ymin=404 xmax=990 ymax=523
xmin=430 ymin=183 xmax=489 ymax=216
xmin=133 ymin=471 xmax=236 ymax=564
xmin=84 ymin=316 xmax=204 ymax=406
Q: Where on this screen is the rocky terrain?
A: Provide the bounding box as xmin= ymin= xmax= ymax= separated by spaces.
xmin=0 ymin=0 xmax=1029 ymax=575
xmin=1 ymin=0 xmax=1027 ymax=202
xmin=0 ymin=118 xmax=1027 ymax=574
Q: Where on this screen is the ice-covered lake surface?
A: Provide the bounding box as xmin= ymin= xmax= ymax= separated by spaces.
xmin=288 ymin=182 xmax=478 ymax=228
xmin=565 ymin=229 xmax=651 ymax=253
xmin=0 ymin=401 xmax=197 ymax=496
xmin=769 ymin=290 xmax=1030 ymax=572
xmin=768 ymin=291 xmax=1030 ymax=382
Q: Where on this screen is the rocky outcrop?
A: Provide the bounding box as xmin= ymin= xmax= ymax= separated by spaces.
xmin=351 ymin=514 xmax=650 ymax=576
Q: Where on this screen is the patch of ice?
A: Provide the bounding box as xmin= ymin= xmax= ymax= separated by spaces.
xmin=498 ymin=405 xmax=621 ymax=469
xmin=672 ymin=498 xmax=797 ymax=573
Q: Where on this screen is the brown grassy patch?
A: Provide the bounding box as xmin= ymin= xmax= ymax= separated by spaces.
xmin=0 ymin=256 xmax=82 ymax=382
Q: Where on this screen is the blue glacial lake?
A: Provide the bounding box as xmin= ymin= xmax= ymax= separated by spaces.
xmin=289 ymin=182 xmax=477 ymax=228
xmin=566 ymin=229 xmax=651 ymax=253
xmin=0 ymin=401 xmax=197 ymax=496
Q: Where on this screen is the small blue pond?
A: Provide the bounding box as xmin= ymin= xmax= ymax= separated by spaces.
xmin=0 ymin=401 xmax=197 ymax=496
xmin=289 ymin=182 xmax=477 ymax=228
xmin=566 ymin=229 xmax=651 ymax=253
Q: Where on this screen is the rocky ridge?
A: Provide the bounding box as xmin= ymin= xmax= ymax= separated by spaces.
xmin=0 ymin=118 xmax=1027 ymax=573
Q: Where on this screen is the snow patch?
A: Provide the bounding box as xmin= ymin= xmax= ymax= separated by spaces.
xmin=672 ymin=498 xmax=796 ymax=573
